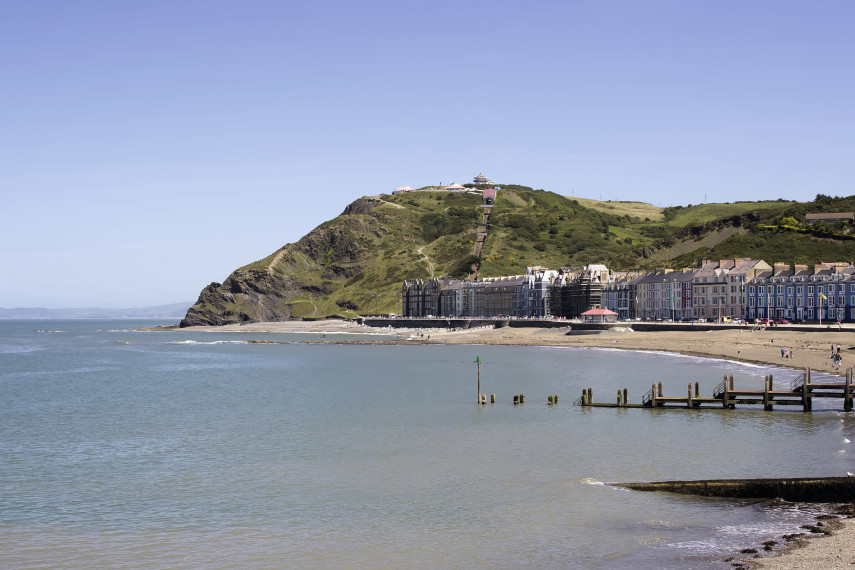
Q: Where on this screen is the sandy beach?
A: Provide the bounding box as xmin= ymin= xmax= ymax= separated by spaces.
xmin=178 ymin=320 xmax=855 ymax=377
xmin=171 ymin=320 xmax=855 ymax=567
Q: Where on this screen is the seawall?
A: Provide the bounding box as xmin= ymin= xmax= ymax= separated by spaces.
xmin=356 ymin=317 xmax=849 ymax=334
xmin=617 ymin=477 xmax=855 ymax=503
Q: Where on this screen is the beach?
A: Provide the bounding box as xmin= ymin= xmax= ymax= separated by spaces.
xmin=172 ymin=320 xmax=855 ymax=567
xmin=177 ymin=320 xmax=855 ymax=377
xmin=749 ymin=513 xmax=855 ymax=569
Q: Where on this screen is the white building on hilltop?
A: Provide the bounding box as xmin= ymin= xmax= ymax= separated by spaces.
xmin=473 ymin=173 xmax=494 ymax=185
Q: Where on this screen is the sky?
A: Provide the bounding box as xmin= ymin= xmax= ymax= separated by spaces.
xmin=2 ymin=0 xmax=854 ymax=308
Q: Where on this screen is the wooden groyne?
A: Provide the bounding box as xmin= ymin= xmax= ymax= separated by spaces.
xmin=616 ymin=477 xmax=855 ymax=503
xmin=574 ymin=368 xmax=855 ymax=412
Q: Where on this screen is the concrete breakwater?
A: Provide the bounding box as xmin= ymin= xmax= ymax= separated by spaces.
xmin=617 ymin=477 xmax=855 ymax=503
xmin=356 ymin=317 xmax=848 ymax=333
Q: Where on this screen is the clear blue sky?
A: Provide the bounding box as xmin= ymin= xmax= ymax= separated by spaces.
xmin=2 ymin=1 xmax=853 ymax=308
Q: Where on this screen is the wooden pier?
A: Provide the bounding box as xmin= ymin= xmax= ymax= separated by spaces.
xmin=574 ymin=368 xmax=855 ymax=412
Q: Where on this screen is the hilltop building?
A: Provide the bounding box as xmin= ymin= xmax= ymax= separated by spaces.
xmin=473 ymin=173 xmax=495 ymax=185
xmin=482 ymin=187 xmax=497 ymax=205
xmin=806 ymin=212 xmax=854 ymax=225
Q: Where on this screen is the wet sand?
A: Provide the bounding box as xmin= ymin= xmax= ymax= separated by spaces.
xmin=749 ymin=515 xmax=855 ymax=569
xmin=174 ymin=320 xmax=855 ymax=377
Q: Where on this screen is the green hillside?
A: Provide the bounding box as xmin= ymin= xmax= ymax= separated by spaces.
xmin=181 ymin=187 xmax=855 ymax=326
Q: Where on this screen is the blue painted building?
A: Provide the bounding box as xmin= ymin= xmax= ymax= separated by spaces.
xmin=746 ymin=263 xmax=855 ymax=322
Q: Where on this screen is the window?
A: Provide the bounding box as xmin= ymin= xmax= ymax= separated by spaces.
xmin=777 ymin=285 xmax=783 ymax=295
xmin=787 ymin=286 xmax=794 ymax=296
xmin=808 ymin=286 xmax=814 ymax=295
xmin=840 ymin=296 xmax=846 ymax=307
xmin=749 ymin=286 xmax=755 ymax=295
xmin=808 ymin=297 xmax=814 ymax=307
xmin=797 ymin=286 xmax=803 ymax=295
xmin=759 ymin=286 xmax=765 ymax=295
xmin=749 ymin=297 xmax=755 ymax=307
xmin=829 ymin=284 xmax=836 ymax=293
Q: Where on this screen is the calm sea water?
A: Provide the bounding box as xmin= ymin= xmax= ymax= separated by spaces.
xmin=1 ymin=320 xmax=853 ymax=569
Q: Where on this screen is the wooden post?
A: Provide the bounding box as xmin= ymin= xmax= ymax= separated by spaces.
xmin=622 ymin=389 xmax=628 ymax=407
xmin=491 ymin=393 xmax=496 ymax=404
xmin=581 ymin=389 xmax=587 ymax=406
xmin=657 ymin=382 xmax=663 ymax=398
xmin=695 ymin=382 xmax=700 ymax=398
xmin=587 ymin=387 xmax=592 ymax=405
xmin=520 ymin=393 xmax=525 ymax=404
xmin=554 ymin=394 xmax=559 ymax=404
xmin=548 ymin=395 xmax=554 ymax=406
xmin=651 ymin=383 xmax=657 ymax=407
xmin=803 ymin=368 xmax=812 ymax=412
xmin=763 ymin=375 xmax=772 ymax=411
xmin=722 ymin=375 xmax=729 ymax=409
xmin=617 ymin=390 xmax=622 ymax=406
xmin=846 ymin=369 xmax=853 ymax=412
xmin=688 ymin=383 xmax=693 ymax=408
xmin=474 ymin=355 xmax=483 ymax=404
xmin=514 ymin=394 xmax=519 ymax=405
xmin=729 ymin=375 xmax=735 ymax=408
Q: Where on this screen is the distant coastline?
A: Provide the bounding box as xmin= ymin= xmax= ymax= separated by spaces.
xmin=0 ymin=302 xmax=192 ymax=320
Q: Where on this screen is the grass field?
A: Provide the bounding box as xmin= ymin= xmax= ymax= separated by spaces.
xmin=569 ymin=197 xmax=664 ymax=221
xmin=666 ymin=201 xmax=795 ymax=226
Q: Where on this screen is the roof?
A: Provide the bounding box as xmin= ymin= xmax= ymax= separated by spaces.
xmin=806 ymin=212 xmax=855 ymax=220
xmin=581 ymin=308 xmax=618 ymax=316
xmin=394 ymin=186 xmax=413 ymax=192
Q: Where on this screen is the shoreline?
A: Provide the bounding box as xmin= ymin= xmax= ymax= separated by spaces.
xmin=152 ymin=320 xmax=855 ymax=566
xmin=747 ymin=509 xmax=855 ymax=569
xmin=160 ymin=320 xmax=855 ymax=377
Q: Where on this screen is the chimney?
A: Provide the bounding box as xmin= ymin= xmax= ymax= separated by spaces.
xmin=794 ymin=264 xmax=808 ymax=274
xmin=773 ymin=262 xmax=789 ymax=275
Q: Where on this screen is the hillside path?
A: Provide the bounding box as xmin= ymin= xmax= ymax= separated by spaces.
xmin=417 ymin=246 xmax=435 ymax=278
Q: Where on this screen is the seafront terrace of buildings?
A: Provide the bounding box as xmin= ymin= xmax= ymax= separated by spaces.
xmin=401 ymin=259 xmax=855 ymax=322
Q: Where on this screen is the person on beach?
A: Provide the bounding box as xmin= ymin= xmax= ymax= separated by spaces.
xmin=781 ymin=348 xmax=786 ymax=358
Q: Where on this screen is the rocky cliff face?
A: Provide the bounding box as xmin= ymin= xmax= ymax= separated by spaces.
xmin=180 ymin=199 xmax=385 ymax=327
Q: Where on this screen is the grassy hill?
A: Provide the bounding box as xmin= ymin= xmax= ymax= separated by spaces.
xmin=181 ymin=187 xmax=855 ymax=325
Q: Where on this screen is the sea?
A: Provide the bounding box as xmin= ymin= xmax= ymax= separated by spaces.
xmin=1 ymin=319 xmax=853 ymax=569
